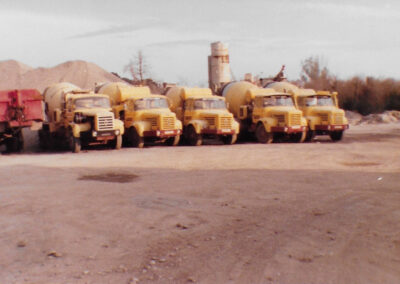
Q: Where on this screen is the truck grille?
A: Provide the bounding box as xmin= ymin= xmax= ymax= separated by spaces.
xmin=290 ymin=113 xmax=301 ymax=125
xmin=320 ymin=113 xmax=329 ymax=122
xmin=205 ymin=116 xmax=216 ymax=126
xmin=146 ymin=117 xmax=158 ymax=127
xmin=162 ymin=116 xmax=175 ymax=130
xmin=334 ymin=113 xmax=343 ymax=124
xmin=220 ymin=117 xmax=232 ymax=129
xmin=275 ymin=115 xmax=285 ymax=124
xmin=97 ymin=114 xmax=114 ymax=131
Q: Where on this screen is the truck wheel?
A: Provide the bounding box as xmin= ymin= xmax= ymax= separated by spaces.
xmin=329 ymin=130 xmax=343 ymax=142
xmin=129 ymin=127 xmax=144 ymax=148
xmin=6 ymin=131 xmax=23 ymax=152
xmin=165 ymin=135 xmax=180 ymax=146
xmin=69 ymin=135 xmax=81 ymax=153
xmin=39 ymin=130 xmax=55 ymax=151
xmin=291 ymin=131 xmax=306 ymax=143
xmin=221 ymin=134 xmax=237 ymax=145
xmin=255 ymin=123 xmax=272 ymax=144
xmin=305 ymin=129 xmax=315 ymax=142
xmin=38 ymin=130 xmax=47 ymax=150
xmin=186 ymin=125 xmax=202 ymax=146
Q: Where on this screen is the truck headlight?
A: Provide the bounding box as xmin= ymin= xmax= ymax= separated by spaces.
xmin=156 ymin=130 xmax=160 ymax=136
xmin=92 ymin=131 xmax=97 ymax=137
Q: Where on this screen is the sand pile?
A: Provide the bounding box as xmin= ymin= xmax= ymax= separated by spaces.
xmin=358 ymin=110 xmax=400 ymax=125
xmin=0 ymin=60 xmax=123 ymax=92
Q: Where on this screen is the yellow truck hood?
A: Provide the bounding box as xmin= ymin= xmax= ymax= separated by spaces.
xmin=308 ymin=106 xmax=345 ymax=116
xmin=199 ymin=110 xmax=233 ymax=117
xmin=74 ymin=108 xmax=113 ymax=116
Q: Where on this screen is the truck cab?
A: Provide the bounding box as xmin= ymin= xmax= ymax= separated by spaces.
xmin=222 ymin=81 xmax=307 ymax=143
xmin=40 ymin=83 xmax=124 ymax=153
xmin=295 ymin=90 xmax=349 ymax=141
xmin=251 ymin=92 xmax=307 ymax=142
xmin=266 ymin=81 xmax=349 ymax=142
xmin=96 ymin=83 xmax=182 ymax=148
xmin=166 ymin=87 xmax=239 ymax=146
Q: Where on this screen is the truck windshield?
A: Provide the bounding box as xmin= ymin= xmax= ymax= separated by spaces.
xmin=193 ymin=99 xmax=226 ymax=109
xmin=263 ymin=95 xmax=294 ymax=107
xmin=304 ymin=96 xmax=334 ymax=106
xmin=134 ymin=98 xmax=169 ymax=110
xmin=74 ymin=97 xmax=110 ymax=109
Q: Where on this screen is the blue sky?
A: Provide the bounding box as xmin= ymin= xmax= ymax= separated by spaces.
xmin=1 ymin=0 xmax=399 ymax=85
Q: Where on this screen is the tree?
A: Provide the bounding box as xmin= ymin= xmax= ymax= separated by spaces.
xmin=300 ymin=56 xmax=334 ymax=91
xmin=124 ymin=50 xmax=150 ymax=84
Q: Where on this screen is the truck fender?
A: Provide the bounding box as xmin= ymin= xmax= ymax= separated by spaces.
xmin=343 ymin=116 xmax=349 ymax=125
xmin=175 ymin=119 xmax=183 ymax=131
xmin=186 ymin=120 xmax=206 ymax=134
xmin=307 ymin=116 xmax=320 ymax=130
xmin=301 ymin=117 xmax=308 ymax=127
xmin=132 ymin=121 xmax=151 ymax=137
xmin=259 ymin=118 xmax=275 ymax=132
xmin=232 ymin=119 xmax=240 ymax=134
xmin=72 ymin=122 xmax=91 ymax=137
xmin=114 ymin=119 xmax=125 ymax=135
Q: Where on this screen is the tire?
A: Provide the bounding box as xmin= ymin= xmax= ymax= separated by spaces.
xmin=112 ymin=134 xmax=122 ymax=149
xmin=186 ymin=125 xmax=202 ymax=146
xmin=5 ymin=131 xmax=23 ymax=152
xmin=129 ymin=127 xmax=144 ymax=148
xmin=39 ymin=129 xmax=55 ymax=151
xmin=221 ymin=134 xmax=237 ymax=145
xmin=329 ymin=130 xmax=343 ymax=142
xmin=255 ymin=123 xmax=273 ymax=144
xmin=290 ymin=131 xmax=306 ymax=143
xmin=68 ymin=134 xmax=81 ymax=153
xmin=305 ymin=129 xmax=315 ymax=142
xmin=38 ymin=129 xmax=48 ymax=150
xmin=165 ymin=135 xmax=180 ymax=146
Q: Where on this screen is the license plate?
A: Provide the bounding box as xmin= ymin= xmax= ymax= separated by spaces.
xmin=221 ymin=129 xmax=231 ymax=133
xmin=291 ymin=125 xmax=301 ymax=129
xmin=334 ymin=125 xmax=343 ymax=129
xmin=99 ymin=131 xmax=113 ymax=137
xmin=164 ymin=130 xmax=174 ymax=135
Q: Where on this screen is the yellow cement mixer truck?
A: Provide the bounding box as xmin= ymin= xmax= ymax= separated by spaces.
xmin=95 ymin=82 xmax=182 ymax=147
xmin=266 ymin=82 xmax=349 ymax=141
xmin=39 ymin=83 xmax=124 ymax=152
xmin=165 ymin=86 xmax=239 ymax=146
xmin=221 ymin=81 xmax=307 ymax=143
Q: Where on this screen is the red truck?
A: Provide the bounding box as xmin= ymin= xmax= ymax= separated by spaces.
xmin=0 ymin=89 xmax=44 ymax=152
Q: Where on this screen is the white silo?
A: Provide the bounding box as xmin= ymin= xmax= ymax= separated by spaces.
xmin=208 ymin=42 xmax=232 ymax=94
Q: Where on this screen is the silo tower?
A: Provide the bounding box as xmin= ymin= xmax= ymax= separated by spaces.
xmin=208 ymin=42 xmax=232 ymax=94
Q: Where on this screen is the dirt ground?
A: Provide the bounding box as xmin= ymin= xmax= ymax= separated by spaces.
xmin=0 ymin=124 xmax=399 ymax=284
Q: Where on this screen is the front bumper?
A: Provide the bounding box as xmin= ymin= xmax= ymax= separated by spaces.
xmin=315 ymin=124 xmax=349 ymax=131
xmin=201 ymin=129 xmax=236 ymax=135
xmin=143 ymin=129 xmax=182 ymax=138
xmin=91 ymin=129 xmax=120 ymax=141
xmin=270 ymin=125 xmax=306 ymax=133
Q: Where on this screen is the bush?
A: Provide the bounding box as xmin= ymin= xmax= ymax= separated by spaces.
xmin=300 ymin=57 xmax=400 ymax=114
